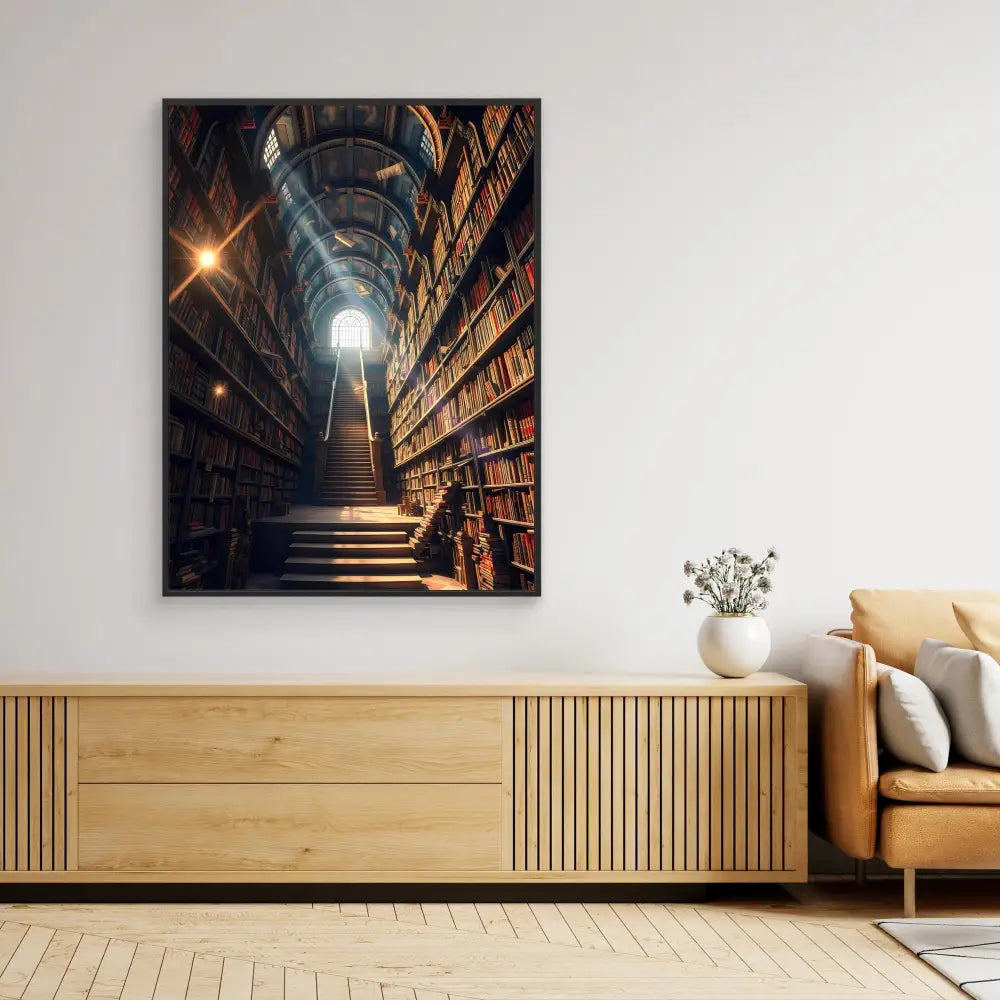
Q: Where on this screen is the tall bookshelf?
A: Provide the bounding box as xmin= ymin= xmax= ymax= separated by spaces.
xmin=385 ymin=105 xmax=537 ymax=592
xmin=166 ymin=106 xmax=315 ymax=590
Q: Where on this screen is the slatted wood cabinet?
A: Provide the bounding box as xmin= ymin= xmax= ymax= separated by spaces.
xmin=1 ymin=674 xmax=806 ymax=882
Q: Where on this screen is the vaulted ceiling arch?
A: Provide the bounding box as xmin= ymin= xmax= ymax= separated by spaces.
xmin=248 ymin=102 xmax=444 ymax=331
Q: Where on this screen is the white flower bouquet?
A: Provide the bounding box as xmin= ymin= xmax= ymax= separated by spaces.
xmin=683 ymin=547 xmax=778 ymax=615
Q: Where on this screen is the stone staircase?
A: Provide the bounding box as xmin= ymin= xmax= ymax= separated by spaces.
xmin=279 ymin=525 xmax=424 ymax=591
xmin=319 ymin=354 xmax=379 ymax=505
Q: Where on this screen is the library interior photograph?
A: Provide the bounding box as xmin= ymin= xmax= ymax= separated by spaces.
xmin=166 ymin=102 xmax=538 ymax=595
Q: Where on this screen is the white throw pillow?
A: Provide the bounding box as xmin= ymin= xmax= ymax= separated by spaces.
xmin=876 ymin=664 xmax=951 ymax=771
xmin=915 ymin=638 xmax=1000 ymax=767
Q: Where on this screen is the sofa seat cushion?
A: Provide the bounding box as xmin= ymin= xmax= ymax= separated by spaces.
xmin=880 ymin=763 xmax=1000 ymax=804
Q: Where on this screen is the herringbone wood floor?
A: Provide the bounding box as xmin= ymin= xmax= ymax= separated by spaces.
xmin=0 ymin=883 xmax=984 ymax=1000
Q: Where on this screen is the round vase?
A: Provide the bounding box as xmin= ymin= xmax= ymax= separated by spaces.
xmin=697 ymin=614 xmax=771 ymax=678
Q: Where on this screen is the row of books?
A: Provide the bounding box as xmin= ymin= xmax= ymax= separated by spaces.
xmin=206 ymin=153 xmax=238 ymax=232
xmin=510 ymin=198 xmax=534 ymax=256
xmin=169 ymin=105 xmax=201 ymax=156
xmin=385 ymin=109 xmax=534 ymax=407
xmin=473 ymin=400 xmax=535 ymax=453
xmin=481 ymin=105 xmax=513 ymax=152
xmin=431 ymin=222 xmax=449 ymax=276
xmin=420 ymin=279 xmax=528 ymax=420
xmin=482 ymin=450 xmax=534 ymax=486
xmin=462 ymin=108 xmax=535 ymax=251
xmin=202 ymin=431 xmax=238 ymax=467
xmin=451 ymin=537 xmax=475 ymax=590
xmin=510 ymin=531 xmax=535 ymax=569
xmin=240 ymin=448 xmax=295 ymax=477
xmin=410 ymin=485 xmax=456 ymax=558
xmin=172 ymin=295 xmax=305 ymax=439
xmin=168 ymin=343 xmax=302 ymax=463
xmin=168 ymin=416 xmax=199 ymax=456
xmin=194 ymin=470 xmax=233 ymax=496
xmin=389 ymin=284 xmax=529 ymax=442
xmin=387 ymin=309 xmax=465 ymax=414
xmin=485 ymin=487 xmax=535 ymax=523
xmin=524 ymin=249 xmax=536 ymax=291
xmin=450 ymin=148 xmax=480 ymax=232
xmin=185 ymin=500 xmax=232 ymax=534
xmin=168 ymin=463 xmax=190 ymax=494
xmin=391 ymin=328 xmax=534 ymax=462
xmin=241 ymin=225 xmax=264 ymax=287
xmin=394 ymin=399 xmax=533 ymax=485
xmin=241 ymin=469 xmax=294 ymax=489
xmin=474 ymin=529 xmax=510 ymax=591
xmin=169 ymin=132 xmax=313 ymax=388
xmin=168 ymin=162 xmax=183 ymax=218
xmin=173 ymin=189 xmax=211 ymax=245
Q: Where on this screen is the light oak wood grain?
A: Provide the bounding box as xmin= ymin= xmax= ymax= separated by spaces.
xmin=0 ymin=673 xmax=806 ymax=698
xmin=78 ymin=784 xmax=501 ymax=872
xmin=79 ymin=698 xmax=502 ymax=784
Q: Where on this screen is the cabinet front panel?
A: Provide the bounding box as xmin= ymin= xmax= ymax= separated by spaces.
xmin=1 ymin=696 xmax=77 ymax=872
xmin=79 ymin=697 xmax=502 ymax=783
xmin=507 ymin=695 xmax=805 ymax=874
xmin=79 ymin=783 xmax=501 ymax=871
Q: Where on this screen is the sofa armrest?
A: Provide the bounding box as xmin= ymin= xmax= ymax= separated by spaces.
xmin=792 ymin=633 xmax=879 ymax=860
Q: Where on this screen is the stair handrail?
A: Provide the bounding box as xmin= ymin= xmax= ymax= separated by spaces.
xmin=359 ymin=347 xmax=386 ymax=503
xmin=359 ymin=347 xmax=374 ymax=451
xmin=321 ymin=347 xmax=341 ymax=443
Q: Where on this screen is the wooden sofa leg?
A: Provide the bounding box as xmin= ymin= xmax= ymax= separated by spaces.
xmin=855 ymin=859 xmax=867 ymax=886
xmin=903 ymin=868 xmax=916 ymax=918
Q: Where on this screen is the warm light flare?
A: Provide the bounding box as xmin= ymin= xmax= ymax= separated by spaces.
xmin=213 ymin=382 xmax=226 ymax=396
xmin=199 ymin=249 xmax=217 ymax=268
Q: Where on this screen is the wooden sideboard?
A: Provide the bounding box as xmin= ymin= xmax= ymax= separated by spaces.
xmin=0 ymin=673 xmax=806 ymax=883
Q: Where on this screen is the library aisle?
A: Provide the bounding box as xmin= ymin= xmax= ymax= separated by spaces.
xmin=166 ymin=103 xmax=537 ymax=594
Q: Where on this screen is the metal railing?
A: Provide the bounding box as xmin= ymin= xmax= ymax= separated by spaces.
xmin=321 ymin=347 xmax=341 ymax=442
xmin=359 ymin=348 xmax=376 ymax=476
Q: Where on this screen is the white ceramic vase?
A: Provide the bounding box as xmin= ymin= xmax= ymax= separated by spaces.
xmin=697 ymin=614 xmax=771 ymax=678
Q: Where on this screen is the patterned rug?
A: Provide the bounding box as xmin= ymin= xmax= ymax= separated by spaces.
xmin=879 ymin=919 xmax=1000 ymax=999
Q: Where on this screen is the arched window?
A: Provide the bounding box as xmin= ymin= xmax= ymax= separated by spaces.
xmin=418 ymin=129 xmax=434 ymax=168
xmin=331 ymin=307 xmax=371 ymax=350
xmin=263 ymin=129 xmax=280 ymax=171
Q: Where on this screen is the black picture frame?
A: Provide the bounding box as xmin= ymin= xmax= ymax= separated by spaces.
xmin=163 ymin=99 xmax=541 ymax=597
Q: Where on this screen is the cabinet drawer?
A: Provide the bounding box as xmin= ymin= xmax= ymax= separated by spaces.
xmin=79 ymin=697 xmax=501 ymax=783
xmin=78 ymin=783 xmax=501 ymax=871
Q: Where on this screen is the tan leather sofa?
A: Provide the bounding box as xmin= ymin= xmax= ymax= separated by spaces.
xmin=791 ymin=589 xmax=1000 ymax=916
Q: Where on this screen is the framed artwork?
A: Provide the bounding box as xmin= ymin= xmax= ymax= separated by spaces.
xmin=164 ymin=101 xmax=539 ymax=596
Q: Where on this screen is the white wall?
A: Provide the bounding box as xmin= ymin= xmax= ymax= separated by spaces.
xmin=1 ymin=0 xmax=998 ymax=676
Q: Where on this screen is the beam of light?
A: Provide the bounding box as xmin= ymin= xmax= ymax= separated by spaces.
xmin=279 ymin=168 xmax=388 ymax=344
xmin=167 ymin=199 xmax=270 ymax=305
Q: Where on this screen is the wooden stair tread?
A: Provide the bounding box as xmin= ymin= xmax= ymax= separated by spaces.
xmin=285 ymin=557 xmax=418 ymax=567
xmin=279 ymin=573 xmax=424 ymax=588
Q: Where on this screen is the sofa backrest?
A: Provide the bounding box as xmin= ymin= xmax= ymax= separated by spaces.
xmin=850 ymin=589 xmax=1000 ymax=671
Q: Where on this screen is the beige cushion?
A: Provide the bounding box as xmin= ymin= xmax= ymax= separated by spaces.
xmin=850 ymin=590 xmax=1000 ymax=671
xmin=880 ymin=764 xmax=1000 ymax=804
xmin=954 ymin=601 xmax=1000 ymax=661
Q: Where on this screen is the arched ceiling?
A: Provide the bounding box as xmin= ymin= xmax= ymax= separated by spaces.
xmin=248 ymin=103 xmax=444 ymax=343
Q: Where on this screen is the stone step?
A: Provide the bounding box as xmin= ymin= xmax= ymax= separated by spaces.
xmin=292 ymin=530 xmax=410 ymax=543
xmin=283 ymin=557 xmax=418 ymax=575
xmin=279 ymin=573 xmax=423 ymax=591
xmin=288 ymin=543 xmax=411 ymax=557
